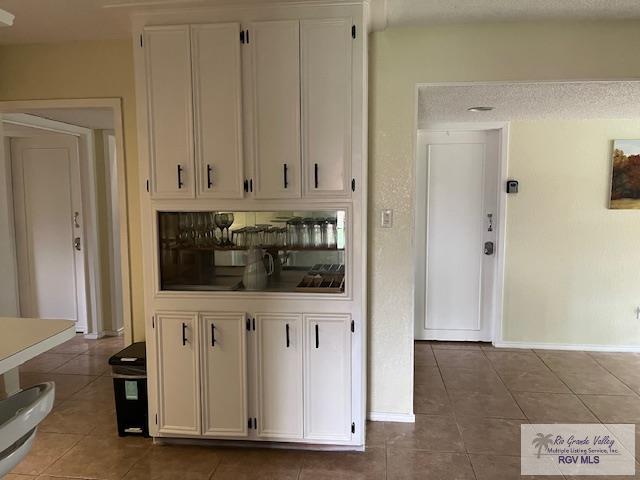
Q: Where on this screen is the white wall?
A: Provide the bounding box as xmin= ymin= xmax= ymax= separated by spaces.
xmin=504 ymin=119 xmax=640 ymax=345
xmin=0 ymin=120 xmax=19 ymax=315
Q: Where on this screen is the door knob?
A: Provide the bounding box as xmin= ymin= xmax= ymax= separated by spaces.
xmin=73 ymin=237 xmax=81 ymax=251
xmin=484 ymin=241 xmax=494 ymax=255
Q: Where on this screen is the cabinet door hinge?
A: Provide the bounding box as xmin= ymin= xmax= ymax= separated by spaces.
xmin=351 ymin=422 xmax=355 ymax=434
xmin=351 ymin=178 xmax=356 ymax=192
xmin=351 ymin=25 xmax=356 ymax=39
xmin=139 ymin=34 xmax=144 ymax=47
xmin=351 ymin=320 xmax=355 ymax=333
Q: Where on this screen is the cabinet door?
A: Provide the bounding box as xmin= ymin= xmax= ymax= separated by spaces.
xmin=255 ymin=313 xmax=303 ymax=439
xmin=192 ymin=24 xmax=244 ymax=198
xmin=155 ymin=312 xmax=200 ymax=435
xmin=200 ymin=313 xmax=248 ymax=437
xmin=144 ymin=26 xmax=195 ymax=198
xmin=248 ymin=21 xmax=301 ymax=199
xmin=303 ymin=314 xmax=352 ymax=441
xmin=300 ymin=18 xmax=352 ymax=197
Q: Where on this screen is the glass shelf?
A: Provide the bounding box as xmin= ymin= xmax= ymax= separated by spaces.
xmin=157 ymin=210 xmax=346 ymax=294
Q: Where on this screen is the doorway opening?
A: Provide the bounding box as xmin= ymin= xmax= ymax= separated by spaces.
xmin=0 ymin=99 xmax=131 ymax=342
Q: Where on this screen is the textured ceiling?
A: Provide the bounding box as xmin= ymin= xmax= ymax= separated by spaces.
xmin=2 ymin=0 xmax=640 ymax=44
xmin=417 ymin=82 xmax=640 ymax=129
xmin=388 ymin=0 xmax=640 ymax=27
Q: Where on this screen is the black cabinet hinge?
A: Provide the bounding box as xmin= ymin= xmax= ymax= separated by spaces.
xmin=139 ymin=34 xmax=143 ymax=47
xmin=351 ymin=25 xmax=356 ymax=39
xmin=351 ymin=422 xmax=355 ymax=434
xmin=351 ymin=320 xmax=354 ymax=333
xmin=351 ymin=178 xmax=356 ymax=192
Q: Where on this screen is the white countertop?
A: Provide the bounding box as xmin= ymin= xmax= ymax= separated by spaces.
xmin=0 ymin=317 xmax=76 ymax=375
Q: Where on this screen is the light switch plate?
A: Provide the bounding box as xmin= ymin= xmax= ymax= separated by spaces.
xmin=381 ymin=209 xmax=393 ymax=228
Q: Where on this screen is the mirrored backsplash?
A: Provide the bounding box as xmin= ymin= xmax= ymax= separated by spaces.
xmin=158 ymin=211 xmax=346 ymax=293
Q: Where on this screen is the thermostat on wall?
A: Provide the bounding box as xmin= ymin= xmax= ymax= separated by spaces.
xmin=506 ymin=180 xmax=519 ymax=194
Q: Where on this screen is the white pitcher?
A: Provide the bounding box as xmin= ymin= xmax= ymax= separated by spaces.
xmin=242 ymin=248 xmax=274 ymax=291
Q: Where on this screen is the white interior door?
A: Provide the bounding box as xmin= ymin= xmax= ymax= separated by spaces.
xmin=11 ymin=135 xmax=87 ymax=331
xmin=416 ymin=130 xmax=499 ymax=342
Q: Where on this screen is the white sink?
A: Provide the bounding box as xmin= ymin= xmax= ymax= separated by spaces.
xmin=0 ymin=382 xmax=55 ymax=477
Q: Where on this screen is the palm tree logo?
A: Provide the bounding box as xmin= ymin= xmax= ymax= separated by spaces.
xmin=532 ymin=433 xmax=554 ymax=459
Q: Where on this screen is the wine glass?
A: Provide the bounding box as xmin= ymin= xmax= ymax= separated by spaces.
xmin=214 ymin=213 xmax=235 ymax=246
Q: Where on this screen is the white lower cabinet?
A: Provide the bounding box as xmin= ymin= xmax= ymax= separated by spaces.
xmin=154 ymin=311 xmax=352 ymax=443
xmin=155 ymin=312 xmax=201 ymax=435
xmin=200 ymin=313 xmax=248 ymax=437
xmin=255 ymin=313 xmax=304 ymax=439
xmin=303 ymin=314 xmax=352 ymax=441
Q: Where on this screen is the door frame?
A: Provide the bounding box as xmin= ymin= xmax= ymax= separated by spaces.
xmin=413 ymin=122 xmax=510 ymax=345
xmin=102 ymin=129 xmax=124 ymax=336
xmin=0 ymin=99 xmax=132 ymax=343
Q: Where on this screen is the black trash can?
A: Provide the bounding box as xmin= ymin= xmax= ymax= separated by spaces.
xmin=109 ymin=342 xmax=149 ymax=437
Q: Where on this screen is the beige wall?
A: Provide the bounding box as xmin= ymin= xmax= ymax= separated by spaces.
xmin=505 ymin=120 xmax=640 ymax=345
xmin=0 ymin=40 xmax=145 ymax=341
xmin=369 ymin=20 xmax=640 ymax=415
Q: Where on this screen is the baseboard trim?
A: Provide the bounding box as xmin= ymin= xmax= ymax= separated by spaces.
xmin=367 ymin=412 xmax=416 ymax=423
xmin=495 ymin=340 xmax=640 ymax=353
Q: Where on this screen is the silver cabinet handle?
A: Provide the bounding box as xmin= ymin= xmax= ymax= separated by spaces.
xmin=74 ymin=237 xmax=81 ymax=251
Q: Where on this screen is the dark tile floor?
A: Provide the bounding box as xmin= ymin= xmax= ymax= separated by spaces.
xmin=8 ymin=337 xmax=640 ymax=479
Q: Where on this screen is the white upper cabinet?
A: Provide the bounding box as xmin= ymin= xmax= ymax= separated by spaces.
xmin=200 ymin=312 xmax=248 ymax=437
xmin=192 ymin=24 xmax=244 ymax=198
xmin=255 ymin=313 xmax=303 ymax=439
xmin=248 ymin=20 xmax=301 ymax=199
xmin=303 ymin=314 xmax=352 ymax=441
xmin=300 ymin=18 xmax=352 ymax=197
xmin=144 ymin=26 xmax=195 ymax=198
xmin=155 ymin=312 xmax=201 ymax=435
